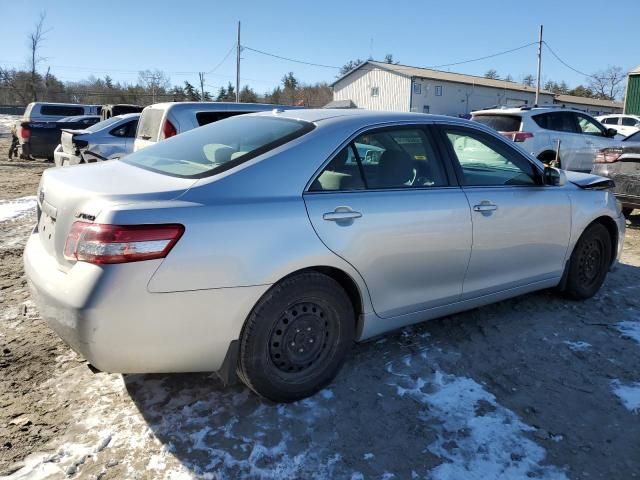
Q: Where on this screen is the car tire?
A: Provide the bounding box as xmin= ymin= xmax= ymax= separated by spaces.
xmin=564 ymin=223 xmax=611 ymax=300
xmin=237 ymin=271 xmax=355 ymax=402
xmin=622 ymin=207 xmax=634 ymax=219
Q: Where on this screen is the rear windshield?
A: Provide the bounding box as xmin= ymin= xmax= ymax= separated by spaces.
xmin=136 ymin=108 xmax=164 ymax=141
xmin=112 ymin=105 xmax=142 ymax=115
xmin=196 ymin=111 xmax=247 ymax=126
xmin=472 ymin=114 xmax=522 ymax=132
xmin=123 ymin=115 xmax=314 ymax=178
xmin=40 ymin=105 xmax=84 ymax=116
xmin=84 ymin=116 xmax=123 ymax=133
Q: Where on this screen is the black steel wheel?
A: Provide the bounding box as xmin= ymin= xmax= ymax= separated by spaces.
xmin=238 ymin=271 xmax=355 ymax=402
xmin=564 ymin=223 xmax=611 ymax=299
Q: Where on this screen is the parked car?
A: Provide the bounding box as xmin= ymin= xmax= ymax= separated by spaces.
xmin=101 ymin=104 xmax=143 ymax=120
xmin=592 ymin=130 xmax=640 ymax=218
xmin=25 ymin=110 xmax=624 ymax=402
xmin=54 ymin=113 xmax=140 ymax=166
xmin=471 ymin=106 xmax=622 ymax=172
xmin=17 ymin=114 xmax=101 ymax=161
xmin=597 ymin=114 xmax=640 ymax=137
xmin=134 ymin=102 xmax=299 ymax=151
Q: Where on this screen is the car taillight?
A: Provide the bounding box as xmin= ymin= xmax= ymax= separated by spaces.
xmin=594 ymin=148 xmax=623 ymax=164
xmin=161 ymin=119 xmax=177 ymax=139
xmin=19 ymin=125 xmax=30 ymax=140
xmin=501 ymin=131 xmax=533 ymax=142
xmin=63 ymin=222 xmax=184 ymax=264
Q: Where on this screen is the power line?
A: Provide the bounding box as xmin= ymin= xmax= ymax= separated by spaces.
xmin=542 ymin=42 xmax=595 ymax=78
xmin=207 ymin=43 xmax=237 ymax=74
xmin=242 ymin=45 xmax=341 ymax=69
xmin=425 ymin=42 xmax=538 ymax=69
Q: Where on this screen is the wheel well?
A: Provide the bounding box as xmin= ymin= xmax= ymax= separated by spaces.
xmin=308 ymin=266 xmax=363 ymax=320
xmin=591 ymin=216 xmax=619 ymax=266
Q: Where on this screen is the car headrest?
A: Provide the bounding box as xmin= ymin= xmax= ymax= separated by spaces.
xmin=378 ymin=150 xmax=415 ymax=187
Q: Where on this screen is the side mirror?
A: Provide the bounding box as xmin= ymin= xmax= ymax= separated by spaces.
xmin=543 ymin=166 xmax=566 ymax=186
xmin=606 ymin=128 xmax=618 ymax=138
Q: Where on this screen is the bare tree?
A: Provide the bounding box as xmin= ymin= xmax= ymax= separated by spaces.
xmin=138 ymin=69 xmax=171 ymax=103
xmin=27 ymin=12 xmax=48 ymax=101
xmin=588 ymin=66 xmax=626 ymax=100
xmin=484 ymin=69 xmax=500 ymax=80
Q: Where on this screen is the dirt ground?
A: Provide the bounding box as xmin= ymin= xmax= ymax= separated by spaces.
xmin=0 ymin=115 xmax=639 ymax=479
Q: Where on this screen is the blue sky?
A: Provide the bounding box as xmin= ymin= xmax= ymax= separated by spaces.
xmin=1 ymin=0 xmax=638 ymax=94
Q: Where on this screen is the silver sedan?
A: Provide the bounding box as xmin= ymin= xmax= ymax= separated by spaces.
xmin=24 ymin=109 xmax=625 ymax=402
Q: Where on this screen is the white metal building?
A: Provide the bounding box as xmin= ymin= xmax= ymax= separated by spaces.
xmin=332 ymin=61 xmax=622 ymax=117
xmin=553 ymin=94 xmax=623 ymax=116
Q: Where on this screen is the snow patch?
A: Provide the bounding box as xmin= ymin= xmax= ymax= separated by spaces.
xmin=563 ymin=341 xmax=592 ymax=352
xmin=611 ymin=380 xmax=640 ymax=413
xmin=389 ymin=369 xmax=567 ymax=479
xmin=0 ymin=196 xmax=37 ymax=222
xmin=616 ymin=321 xmax=640 ymax=344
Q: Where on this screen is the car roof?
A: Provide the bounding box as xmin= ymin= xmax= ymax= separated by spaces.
xmin=252 ymin=108 xmax=461 ymax=124
xmin=114 ymin=113 xmax=141 ymax=120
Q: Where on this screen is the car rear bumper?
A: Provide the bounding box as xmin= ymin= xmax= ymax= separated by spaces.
xmin=24 ymin=232 xmax=270 ymax=373
xmin=53 ymin=145 xmax=81 ymax=167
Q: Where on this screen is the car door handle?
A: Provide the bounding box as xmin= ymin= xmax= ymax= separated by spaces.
xmin=323 ymin=208 xmax=362 ymax=221
xmin=473 ymin=203 xmax=498 ymax=212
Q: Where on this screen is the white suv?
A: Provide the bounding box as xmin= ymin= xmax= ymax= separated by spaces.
xmin=597 ymin=114 xmax=640 ymax=137
xmin=471 ymin=106 xmax=621 ymax=172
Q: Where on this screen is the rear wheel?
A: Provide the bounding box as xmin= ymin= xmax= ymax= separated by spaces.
xmin=564 ymin=223 xmax=611 ymax=299
xmin=238 ymin=271 xmax=355 ymax=402
xmin=622 ymin=207 xmax=634 ymax=219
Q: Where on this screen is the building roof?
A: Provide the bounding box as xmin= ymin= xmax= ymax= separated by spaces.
xmin=630 ymin=65 xmax=640 ymax=75
xmin=554 ymin=94 xmax=623 ymax=108
xmin=332 ymin=60 xmax=555 ymax=95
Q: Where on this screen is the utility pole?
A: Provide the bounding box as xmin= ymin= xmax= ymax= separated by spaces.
xmin=236 ymin=21 xmax=241 ymax=103
xmin=535 ymin=24 xmax=543 ymax=106
xmin=198 ymin=72 xmax=205 ymax=101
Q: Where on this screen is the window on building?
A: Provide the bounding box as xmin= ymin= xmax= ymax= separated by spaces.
xmin=371 ymin=87 xmax=380 ymax=97
xmin=423 ymin=105 xmax=430 ymax=114
xmin=413 ymin=83 xmax=422 ymax=95
xmin=435 ymin=86 xmax=443 ymax=96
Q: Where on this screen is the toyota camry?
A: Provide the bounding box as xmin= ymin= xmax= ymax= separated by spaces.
xmin=24 ymin=109 xmax=625 ymax=402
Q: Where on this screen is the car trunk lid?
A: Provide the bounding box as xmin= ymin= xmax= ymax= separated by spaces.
xmin=36 ymin=160 xmax=198 ymax=268
xmin=61 ymin=129 xmax=91 ymax=155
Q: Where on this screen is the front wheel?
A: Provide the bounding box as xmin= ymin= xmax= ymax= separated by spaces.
xmin=563 ymin=223 xmax=611 ymax=300
xmin=238 ymin=272 xmax=355 ymax=402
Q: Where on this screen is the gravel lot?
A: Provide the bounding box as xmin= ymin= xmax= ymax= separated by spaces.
xmin=0 ymin=114 xmax=639 ymax=479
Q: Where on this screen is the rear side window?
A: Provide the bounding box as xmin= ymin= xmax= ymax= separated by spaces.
xmin=124 ymin=116 xmax=314 ymax=178
xmin=622 ymin=117 xmax=639 ymax=127
xmin=40 ymin=105 xmax=84 ymax=116
xmin=136 ymin=108 xmax=164 ymax=141
xmin=472 ymin=115 xmax=522 ymax=132
xmin=310 ymin=126 xmax=448 ymax=191
xmin=533 ymin=112 xmax=577 ymax=133
xmin=196 ymin=111 xmax=247 ymax=126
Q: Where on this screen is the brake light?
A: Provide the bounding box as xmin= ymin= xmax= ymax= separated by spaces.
xmin=501 ymin=131 xmax=533 ymax=142
xmin=594 ymin=148 xmax=623 ymax=164
xmin=161 ymin=119 xmax=177 ymax=139
xmin=64 ymin=222 xmax=184 ymax=264
xmin=18 ymin=125 xmax=30 ymax=140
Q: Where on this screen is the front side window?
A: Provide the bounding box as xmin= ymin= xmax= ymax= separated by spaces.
xmin=124 ymin=116 xmax=314 ymax=178
xmin=576 ymin=114 xmax=605 ymax=136
xmin=310 ymin=127 xmax=448 ymax=191
xmin=443 ymin=127 xmax=538 ymax=187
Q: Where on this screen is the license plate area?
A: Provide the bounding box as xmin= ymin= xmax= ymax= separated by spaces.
xmin=38 ymin=211 xmax=57 ymax=254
